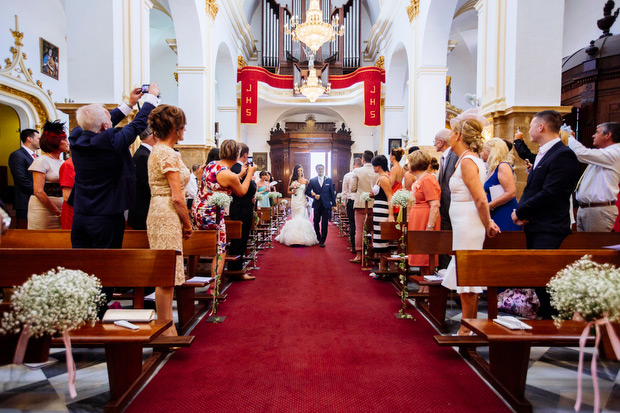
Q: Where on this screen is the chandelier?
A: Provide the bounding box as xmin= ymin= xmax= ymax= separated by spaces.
xmin=285 ymin=0 xmax=344 ymax=52
xmin=295 ymin=67 xmax=331 ymax=103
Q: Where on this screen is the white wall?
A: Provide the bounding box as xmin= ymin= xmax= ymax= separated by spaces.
xmin=65 ymin=0 xmax=122 ymax=103
xmin=563 ymin=0 xmax=620 ymax=57
xmin=1 ymin=0 xmax=69 ymax=105
xmin=150 ymin=7 xmax=178 ymax=106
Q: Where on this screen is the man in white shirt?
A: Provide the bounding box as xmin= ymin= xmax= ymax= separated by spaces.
xmin=349 ymin=150 xmax=377 ymax=262
xmin=342 ymin=157 xmax=363 ymax=252
xmin=569 ymin=122 xmax=620 ymax=231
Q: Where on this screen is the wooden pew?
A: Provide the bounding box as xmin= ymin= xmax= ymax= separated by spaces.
xmin=0 ymin=248 xmax=186 ymax=412
xmin=408 ymin=231 xmax=619 ymax=332
xmin=1 ymin=228 xmax=224 ymax=334
xmin=406 ymin=230 xmax=453 ymax=332
xmin=448 ymin=249 xmax=620 ymax=413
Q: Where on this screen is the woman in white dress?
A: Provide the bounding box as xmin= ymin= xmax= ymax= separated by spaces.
xmin=441 ymin=118 xmax=500 ymax=336
xmin=27 ymin=120 xmax=69 ymax=229
xmin=275 ymin=165 xmax=319 ymax=246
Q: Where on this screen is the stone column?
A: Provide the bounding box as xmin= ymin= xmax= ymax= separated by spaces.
xmin=476 ymin=0 xmax=571 ymax=196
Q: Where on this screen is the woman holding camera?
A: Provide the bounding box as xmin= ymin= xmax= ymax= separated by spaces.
xmin=192 ymin=139 xmax=257 ymax=278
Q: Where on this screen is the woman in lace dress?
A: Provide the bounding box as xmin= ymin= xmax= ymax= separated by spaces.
xmin=275 ymin=165 xmax=318 ymax=246
xmin=441 ymin=118 xmax=500 ymax=336
xmin=28 ymin=120 xmax=68 ymax=229
xmin=192 ymin=139 xmax=257 ymax=278
xmin=147 ymin=105 xmax=193 ymax=336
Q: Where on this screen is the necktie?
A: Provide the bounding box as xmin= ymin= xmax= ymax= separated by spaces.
xmin=32 ymin=153 xmax=37 ymax=159
xmin=319 ymin=177 xmax=323 ymax=186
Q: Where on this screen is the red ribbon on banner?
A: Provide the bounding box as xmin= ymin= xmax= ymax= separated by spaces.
xmin=237 ymin=66 xmax=385 ymax=126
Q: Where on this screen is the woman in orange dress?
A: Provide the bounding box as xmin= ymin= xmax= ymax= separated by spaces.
xmin=407 ymin=150 xmax=441 ymax=280
xmin=389 ymin=148 xmax=405 ymax=214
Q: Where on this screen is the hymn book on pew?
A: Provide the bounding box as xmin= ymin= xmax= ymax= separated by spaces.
xmin=102 ymin=309 xmax=156 ymax=323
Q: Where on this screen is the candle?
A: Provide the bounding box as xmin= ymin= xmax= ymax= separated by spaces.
xmin=15 ymin=15 xmax=18 ymax=31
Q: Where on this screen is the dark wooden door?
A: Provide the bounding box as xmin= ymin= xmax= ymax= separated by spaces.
xmin=292 ymin=152 xmax=311 ymax=182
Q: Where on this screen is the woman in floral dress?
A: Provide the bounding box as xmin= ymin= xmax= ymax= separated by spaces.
xmin=192 ymin=139 xmax=257 ymax=278
xmin=147 ymin=105 xmax=193 ymax=336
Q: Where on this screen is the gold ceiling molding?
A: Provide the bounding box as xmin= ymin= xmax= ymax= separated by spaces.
xmin=407 ymin=0 xmax=420 ymax=23
xmin=206 ymin=0 xmax=218 ymax=20
xmin=1 ymin=15 xmax=57 ymax=125
xmin=0 ymin=84 xmax=49 ymax=128
xmin=238 ymin=55 xmax=247 ymax=69
xmin=454 ymin=0 xmax=477 ymax=19
xmin=375 ymin=55 xmax=384 ymax=69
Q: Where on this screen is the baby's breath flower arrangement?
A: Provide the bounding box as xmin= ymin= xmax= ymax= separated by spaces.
xmin=207 ymin=192 xmax=232 ymax=208
xmin=336 ymin=193 xmax=342 ymax=200
xmin=267 ymin=191 xmax=282 ymax=199
xmin=280 ymin=199 xmax=288 ymax=205
xmin=391 ymin=189 xmax=411 ymax=208
xmin=548 ymin=255 xmax=620 ymax=325
xmin=256 ymin=194 xmax=265 ymax=202
xmin=2 ymin=267 xmax=106 ymax=398
xmin=1 ymin=267 xmax=106 ymax=337
xmin=360 ymin=192 xmax=372 ymax=203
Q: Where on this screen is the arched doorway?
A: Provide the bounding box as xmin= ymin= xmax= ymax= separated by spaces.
xmin=0 ymin=103 xmax=21 ymax=204
xmin=268 ymin=116 xmax=353 ymax=192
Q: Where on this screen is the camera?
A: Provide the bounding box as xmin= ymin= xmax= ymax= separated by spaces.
xmin=141 ymin=84 xmax=150 ymax=94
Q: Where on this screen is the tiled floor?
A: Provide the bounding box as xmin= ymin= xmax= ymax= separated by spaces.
xmin=1 ymin=284 xmax=619 ymax=412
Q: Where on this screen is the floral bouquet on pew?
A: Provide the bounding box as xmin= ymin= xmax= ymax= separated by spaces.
xmin=360 ymin=192 xmax=372 ymax=203
xmin=548 ymin=255 xmax=620 ymax=325
xmin=1 ymin=267 xmax=105 ymax=398
xmin=391 ymin=189 xmax=411 ymax=224
xmin=208 ymin=192 xmax=232 ymax=209
xmin=548 ymin=255 xmax=620 ymax=411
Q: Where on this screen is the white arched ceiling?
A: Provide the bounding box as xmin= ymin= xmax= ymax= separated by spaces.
xmin=168 ymin=0 xmax=206 ymax=67
xmin=419 ymin=0 xmax=459 ymax=66
xmin=215 ymin=42 xmax=236 ymax=107
xmin=447 ymin=6 xmax=478 ymax=110
xmin=386 ymin=42 xmax=408 ymax=107
xmin=150 ymin=7 xmax=178 ymax=105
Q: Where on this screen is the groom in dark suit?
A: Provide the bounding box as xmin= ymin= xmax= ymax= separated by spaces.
xmin=512 ymin=110 xmax=580 ymax=318
xmin=8 ymin=129 xmax=40 ymax=228
xmin=306 ymin=164 xmax=336 ymax=247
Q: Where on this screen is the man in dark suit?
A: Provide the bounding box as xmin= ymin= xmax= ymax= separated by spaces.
xmin=127 ymin=127 xmax=156 ymax=230
xmin=434 ymin=128 xmax=457 ymax=269
xmin=8 ymin=129 xmax=40 ymax=228
xmin=228 ymin=143 xmax=257 ymax=280
xmin=306 ymin=164 xmax=336 ymax=247
xmin=512 ymin=110 xmax=580 ymax=318
xmin=70 ymin=84 xmax=159 ymax=249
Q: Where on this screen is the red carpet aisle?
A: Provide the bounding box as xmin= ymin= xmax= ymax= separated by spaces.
xmin=128 ymin=224 xmax=509 ymax=412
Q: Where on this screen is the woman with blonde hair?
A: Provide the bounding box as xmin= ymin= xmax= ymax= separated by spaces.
xmin=480 ymin=138 xmax=520 ymax=231
xmin=441 ymin=118 xmax=500 ymax=336
xmin=407 ymin=150 xmax=441 ymax=281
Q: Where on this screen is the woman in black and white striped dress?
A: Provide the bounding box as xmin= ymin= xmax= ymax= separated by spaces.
xmin=371 ymin=155 xmax=394 ymax=260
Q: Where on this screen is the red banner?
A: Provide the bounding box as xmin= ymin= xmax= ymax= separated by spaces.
xmin=237 ymin=66 xmax=385 ymax=126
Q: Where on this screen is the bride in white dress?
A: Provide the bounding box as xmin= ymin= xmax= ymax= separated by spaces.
xmin=275 ymin=165 xmax=319 ymax=246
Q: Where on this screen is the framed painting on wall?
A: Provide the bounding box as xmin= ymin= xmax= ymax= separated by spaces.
xmin=353 ymin=153 xmax=363 ymax=160
xmin=253 ymin=152 xmax=268 ymax=171
xmin=388 ymin=138 xmax=402 ymax=152
xmin=40 ymin=38 xmax=59 ymax=80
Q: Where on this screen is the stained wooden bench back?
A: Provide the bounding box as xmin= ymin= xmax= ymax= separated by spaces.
xmin=0 ymin=248 xmax=178 ymax=288
xmin=455 ymin=249 xmax=620 ymax=287
xmin=1 ymin=226 xmax=235 ymax=252
xmin=404 ymin=230 xmax=618 ymax=254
